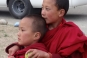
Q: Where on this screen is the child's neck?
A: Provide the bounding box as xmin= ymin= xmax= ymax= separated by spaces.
xmin=48 ymin=18 xmax=62 ymax=30
xmin=24 ymin=41 xmax=38 ymax=48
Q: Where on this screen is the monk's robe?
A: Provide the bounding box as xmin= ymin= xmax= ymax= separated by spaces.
xmin=5 ymin=19 xmax=87 ymax=58
xmin=6 ymin=43 xmax=47 ymax=58
xmin=41 ymin=18 xmax=87 ymax=58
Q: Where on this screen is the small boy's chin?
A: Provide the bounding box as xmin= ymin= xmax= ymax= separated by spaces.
xmin=18 ymin=42 xmax=24 ymax=46
xmin=18 ymin=42 xmax=27 ymax=47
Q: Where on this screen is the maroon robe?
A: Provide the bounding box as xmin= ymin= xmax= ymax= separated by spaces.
xmin=6 ymin=18 xmax=87 ymax=58
xmin=7 ymin=43 xmax=47 ymax=58
xmin=41 ymin=18 xmax=87 ymax=58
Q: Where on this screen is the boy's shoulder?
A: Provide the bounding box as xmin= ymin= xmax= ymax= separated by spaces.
xmin=65 ymin=21 xmax=78 ymax=27
xmin=62 ymin=19 xmax=79 ymax=28
xmin=63 ymin=21 xmax=83 ymax=33
xmin=64 ymin=21 xmax=80 ymax=29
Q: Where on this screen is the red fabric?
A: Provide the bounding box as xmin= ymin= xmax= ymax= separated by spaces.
xmin=6 ymin=42 xmax=24 ymax=53
xmin=41 ymin=19 xmax=87 ymax=58
xmin=6 ymin=19 xmax=87 ymax=58
xmin=13 ymin=43 xmax=47 ymax=58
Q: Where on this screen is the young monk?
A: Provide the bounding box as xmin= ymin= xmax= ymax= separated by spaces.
xmin=6 ymin=0 xmax=87 ymax=58
xmin=6 ymin=15 xmax=48 ymax=58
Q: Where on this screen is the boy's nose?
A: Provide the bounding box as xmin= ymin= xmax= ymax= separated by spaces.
xmin=17 ymin=31 xmax=20 ymax=36
xmin=41 ymin=10 xmax=45 ymax=17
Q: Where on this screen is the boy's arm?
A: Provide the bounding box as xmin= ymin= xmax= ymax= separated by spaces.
xmin=5 ymin=42 xmax=24 ymax=54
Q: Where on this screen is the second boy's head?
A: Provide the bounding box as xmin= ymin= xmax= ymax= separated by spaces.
xmin=41 ymin=0 xmax=69 ymax=25
xmin=17 ymin=14 xmax=47 ymax=47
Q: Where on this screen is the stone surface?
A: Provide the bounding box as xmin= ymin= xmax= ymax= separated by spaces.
xmin=0 ymin=19 xmax=8 ymax=25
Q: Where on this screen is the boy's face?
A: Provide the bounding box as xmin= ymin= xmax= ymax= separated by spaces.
xmin=41 ymin=0 xmax=65 ymax=26
xmin=17 ymin=17 xmax=36 ymax=47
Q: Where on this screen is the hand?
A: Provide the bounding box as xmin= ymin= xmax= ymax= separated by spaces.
xmin=8 ymin=55 xmax=15 ymax=58
xmin=8 ymin=45 xmax=19 ymax=56
xmin=26 ymin=49 xmax=50 ymax=58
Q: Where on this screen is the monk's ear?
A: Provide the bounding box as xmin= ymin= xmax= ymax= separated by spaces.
xmin=58 ymin=9 xmax=65 ymax=17
xmin=33 ymin=32 xmax=41 ymax=41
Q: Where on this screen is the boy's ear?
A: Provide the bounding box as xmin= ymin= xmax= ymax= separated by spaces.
xmin=58 ymin=9 xmax=65 ymax=17
xmin=33 ymin=32 xmax=41 ymax=41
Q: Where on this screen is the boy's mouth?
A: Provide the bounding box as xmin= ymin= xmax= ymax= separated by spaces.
xmin=18 ymin=38 xmax=21 ymax=41
xmin=44 ymin=18 xmax=47 ymax=20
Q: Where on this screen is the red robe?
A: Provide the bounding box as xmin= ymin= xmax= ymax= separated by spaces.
xmin=7 ymin=43 xmax=47 ymax=58
xmin=6 ymin=19 xmax=87 ymax=58
xmin=40 ymin=18 xmax=87 ymax=58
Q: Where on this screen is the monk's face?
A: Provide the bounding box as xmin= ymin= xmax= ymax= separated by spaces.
xmin=17 ymin=17 xmax=35 ymax=47
xmin=41 ymin=0 xmax=61 ymax=25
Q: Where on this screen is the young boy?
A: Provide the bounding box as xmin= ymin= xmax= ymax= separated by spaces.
xmin=6 ymin=14 xmax=48 ymax=58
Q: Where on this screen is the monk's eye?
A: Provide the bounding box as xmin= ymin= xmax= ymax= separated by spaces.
xmin=46 ymin=7 xmax=50 ymax=11
xmin=19 ymin=28 xmax=25 ymax=32
xmin=21 ymin=29 xmax=25 ymax=32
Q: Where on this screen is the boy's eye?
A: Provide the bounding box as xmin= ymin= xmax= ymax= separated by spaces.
xmin=19 ymin=28 xmax=25 ymax=31
xmin=21 ymin=29 xmax=25 ymax=31
xmin=46 ymin=8 xmax=50 ymax=11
